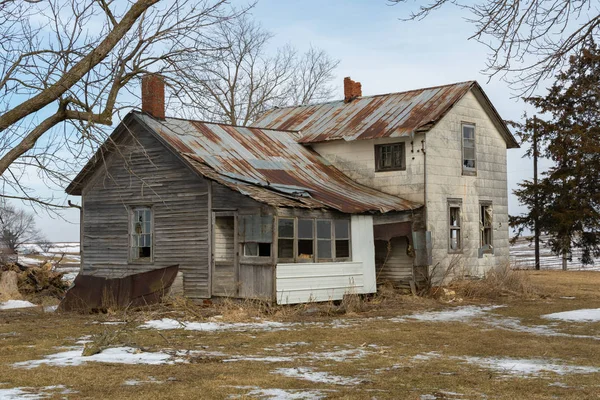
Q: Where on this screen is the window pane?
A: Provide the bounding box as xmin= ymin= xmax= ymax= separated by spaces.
xmin=317 ymin=220 xmax=331 ymax=239
xmin=298 ymin=219 xmax=313 ymax=239
xmin=298 ymin=239 xmax=314 ymax=258
xmin=450 ymin=207 xmax=460 ymax=227
xmin=278 ymin=218 xmax=294 ymax=238
xmin=393 ymin=146 xmax=403 ymax=167
xmin=245 ymin=242 xmax=258 ymax=256
xmin=450 ymin=229 xmax=460 ymax=250
xmin=335 ymin=240 xmax=350 ymax=258
xmin=464 ymin=159 xmax=475 ymax=169
xmin=278 ymin=239 xmax=293 ymax=258
xmin=463 ymin=125 xmax=475 ymax=139
xmin=317 ymin=239 xmax=332 ymax=259
xmin=258 ymin=243 xmax=271 ymax=257
xmin=463 ymin=147 xmax=475 ymax=160
xmin=335 ymin=220 xmax=349 ymax=239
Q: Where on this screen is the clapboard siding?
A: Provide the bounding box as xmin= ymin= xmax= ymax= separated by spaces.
xmin=81 ymin=121 xmax=211 ymax=299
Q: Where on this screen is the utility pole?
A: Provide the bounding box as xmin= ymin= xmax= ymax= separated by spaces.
xmin=533 ymin=115 xmax=541 ymax=270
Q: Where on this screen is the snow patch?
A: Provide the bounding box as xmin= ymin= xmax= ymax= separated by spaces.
xmin=273 ymin=367 xmax=364 ymax=386
xmin=0 ymin=385 xmax=74 ymax=399
xmin=461 ymin=356 xmax=600 ymax=377
xmin=141 ymin=318 xmax=293 ymax=332
xmin=542 ymin=308 xmax=600 ymax=322
xmin=13 ymin=347 xmax=181 ymax=369
xmin=238 ymin=388 xmax=327 ymax=399
xmin=394 ymin=306 xmax=502 ymax=323
xmin=0 ymin=300 xmax=36 ymax=310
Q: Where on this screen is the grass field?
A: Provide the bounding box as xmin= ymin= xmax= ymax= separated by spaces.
xmin=1 ymin=270 xmax=600 ymax=399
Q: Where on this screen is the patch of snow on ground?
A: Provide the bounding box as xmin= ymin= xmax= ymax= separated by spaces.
xmin=412 ymin=352 xmax=442 ymax=362
xmin=485 ymin=315 xmax=600 ymax=340
xmin=224 ymin=356 xmax=295 ymax=363
xmin=273 ymin=367 xmax=364 ymax=386
xmin=141 ymin=318 xmax=292 ymax=332
xmin=394 ymin=306 xmax=502 ymax=323
xmin=542 ymin=308 xmax=600 ymax=322
xmin=0 ymin=300 xmax=36 ymax=310
xmin=0 ymin=385 xmax=74 ymax=399
xmin=43 ymin=305 xmax=58 ymax=313
xmin=123 ymin=377 xmax=163 ymax=386
xmin=13 ymin=346 xmax=180 ymax=369
xmin=461 ymin=356 xmax=600 ymax=376
xmin=239 ymin=388 xmax=327 ymax=399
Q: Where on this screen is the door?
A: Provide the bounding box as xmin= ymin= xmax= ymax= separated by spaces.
xmin=212 ymin=213 xmax=238 ymax=296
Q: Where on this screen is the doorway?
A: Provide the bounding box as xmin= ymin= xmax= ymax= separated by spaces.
xmin=212 ymin=213 xmax=238 ymax=296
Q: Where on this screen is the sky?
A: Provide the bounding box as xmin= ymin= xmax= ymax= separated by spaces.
xmin=32 ymin=0 xmax=552 ymax=242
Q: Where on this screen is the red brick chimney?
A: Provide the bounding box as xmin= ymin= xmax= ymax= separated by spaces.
xmin=344 ymin=77 xmax=362 ymax=103
xmin=141 ymin=74 xmax=165 ymax=119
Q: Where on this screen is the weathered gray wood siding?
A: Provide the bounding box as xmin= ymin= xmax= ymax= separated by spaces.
xmin=81 ymin=121 xmax=210 ymax=299
xmin=211 ymin=182 xmax=275 ymax=300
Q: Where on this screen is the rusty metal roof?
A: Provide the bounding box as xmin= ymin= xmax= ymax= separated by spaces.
xmin=134 ymin=113 xmax=421 ymax=214
xmin=251 ymin=81 xmax=519 ymax=148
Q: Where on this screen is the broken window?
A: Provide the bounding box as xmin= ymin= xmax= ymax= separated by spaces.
xmin=462 ymin=123 xmax=476 ymax=174
xmin=448 ymin=200 xmax=462 ymax=253
xmin=240 ymin=215 xmax=273 ymax=258
xmin=375 ymin=143 xmax=406 ymax=172
xmin=277 ymin=217 xmax=351 ymax=262
xmin=334 ymin=219 xmax=350 ymax=259
xmin=130 ymin=207 xmax=152 ymax=261
xmin=480 ymin=203 xmax=493 ymax=253
xmin=297 ymin=219 xmax=314 ymax=260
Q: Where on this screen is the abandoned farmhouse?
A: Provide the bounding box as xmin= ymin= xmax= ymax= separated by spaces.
xmin=66 ymin=76 xmax=519 ymax=304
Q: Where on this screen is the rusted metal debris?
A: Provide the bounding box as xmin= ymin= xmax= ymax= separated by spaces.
xmin=58 ymin=264 xmax=179 ymax=312
xmin=136 ymin=113 xmax=422 ymax=214
xmin=251 ymin=81 xmax=476 ymax=143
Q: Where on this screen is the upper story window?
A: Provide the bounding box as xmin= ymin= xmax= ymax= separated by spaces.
xmin=375 ymin=143 xmax=406 ymax=172
xmin=130 ymin=207 xmax=152 ymax=261
xmin=277 ymin=217 xmax=351 ymax=263
xmin=462 ymin=123 xmax=476 ymax=175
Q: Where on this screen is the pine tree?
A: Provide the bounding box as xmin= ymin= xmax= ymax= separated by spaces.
xmin=511 ymin=42 xmax=600 ymax=267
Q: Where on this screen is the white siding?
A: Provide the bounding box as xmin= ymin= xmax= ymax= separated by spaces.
xmin=276 ymin=262 xmax=364 ymax=304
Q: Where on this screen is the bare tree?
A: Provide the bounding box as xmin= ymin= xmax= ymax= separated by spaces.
xmin=388 ymin=0 xmax=600 ymax=95
xmin=0 ymin=203 xmax=41 ymax=253
xmin=0 ymin=0 xmax=239 ymax=209
xmin=176 ymin=16 xmax=340 ymax=126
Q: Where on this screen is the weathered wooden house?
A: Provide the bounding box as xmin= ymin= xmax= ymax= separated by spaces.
xmin=66 ymin=75 xmax=518 ymax=304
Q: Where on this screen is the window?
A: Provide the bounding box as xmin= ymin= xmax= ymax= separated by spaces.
xmin=277 ymin=217 xmax=351 ymax=262
xmin=240 ymin=215 xmax=272 ymax=258
xmin=375 ymin=143 xmax=406 ymax=171
xmin=334 ymin=219 xmax=350 ymax=258
xmin=448 ymin=200 xmax=462 ymax=253
xmin=130 ymin=207 xmax=152 ymax=261
xmin=462 ymin=123 xmax=476 ymax=174
xmin=277 ymin=218 xmax=294 ymax=259
xmin=480 ymin=202 xmax=493 ymax=253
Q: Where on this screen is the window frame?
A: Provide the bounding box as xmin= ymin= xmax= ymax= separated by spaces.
xmin=448 ymin=199 xmax=462 ymax=254
xmin=479 ymin=201 xmax=494 ymax=255
xmin=374 ymin=142 xmax=406 ymax=172
xmin=276 ymin=216 xmax=352 ymax=263
xmin=128 ymin=205 xmax=154 ymax=264
xmin=461 ymin=122 xmax=477 ymax=176
xmin=239 ymin=215 xmax=273 ymax=259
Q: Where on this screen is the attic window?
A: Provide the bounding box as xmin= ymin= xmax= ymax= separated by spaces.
xmin=375 ymin=143 xmax=406 ymax=172
xmin=130 ymin=207 xmax=152 ymax=262
xmin=462 ymin=123 xmax=476 ymax=175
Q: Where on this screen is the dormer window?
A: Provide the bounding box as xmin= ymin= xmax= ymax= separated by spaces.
xmin=375 ymin=143 xmax=406 ymax=172
xmin=462 ymin=123 xmax=476 ymax=175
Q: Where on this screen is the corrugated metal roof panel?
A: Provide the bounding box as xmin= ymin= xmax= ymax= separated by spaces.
xmin=251 ymin=81 xmax=475 ymax=143
xmin=134 ymin=113 xmax=421 ymax=214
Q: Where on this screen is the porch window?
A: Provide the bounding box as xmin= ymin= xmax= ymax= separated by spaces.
xmin=277 ymin=217 xmax=351 ymax=262
xmin=448 ymin=200 xmax=462 ymax=253
xmin=480 ymin=202 xmax=493 ymax=254
xmin=130 ymin=207 xmax=152 ymax=261
xmin=375 ymin=143 xmax=406 ymax=171
xmin=240 ymin=215 xmax=272 ymax=258
xmin=462 ymin=123 xmax=476 ymax=174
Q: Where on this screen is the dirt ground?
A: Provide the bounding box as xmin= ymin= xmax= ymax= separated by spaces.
xmin=1 ymin=270 xmax=599 ymax=399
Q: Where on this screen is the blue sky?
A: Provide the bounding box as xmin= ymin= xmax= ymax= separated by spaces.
xmin=34 ymin=0 xmax=547 ymax=241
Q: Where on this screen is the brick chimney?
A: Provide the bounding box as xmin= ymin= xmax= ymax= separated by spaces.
xmin=344 ymin=77 xmax=362 ymax=103
xmin=141 ymin=74 xmax=165 ymax=119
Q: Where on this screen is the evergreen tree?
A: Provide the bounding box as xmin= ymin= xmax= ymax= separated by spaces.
xmin=511 ymin=42 xmax=600 ymax=266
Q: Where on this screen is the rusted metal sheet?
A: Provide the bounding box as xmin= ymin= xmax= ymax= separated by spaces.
xmin=135 ymin=113 xmax=422 ymax=214
xmin=251 ymin=81 xmax=475 ymax=143
xmin=59 ymin=264 xmax=179 ymax=311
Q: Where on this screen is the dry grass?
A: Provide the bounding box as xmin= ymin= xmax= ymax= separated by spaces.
xmin=0 ymin=271 xmax=599 ymax=399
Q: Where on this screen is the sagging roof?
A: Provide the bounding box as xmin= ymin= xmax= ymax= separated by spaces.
xmin=252 ymin=81 xmax=519 ymax=148
xmin=67 ymin=111 xmax=421 ymax=214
